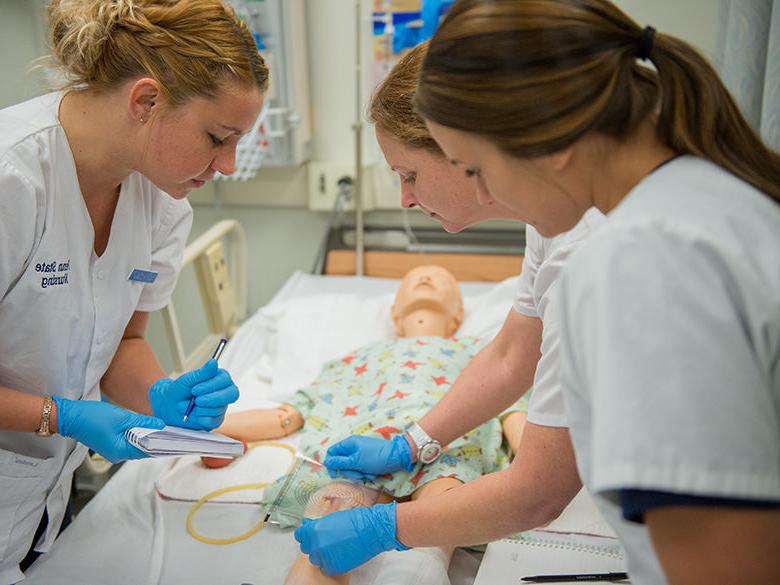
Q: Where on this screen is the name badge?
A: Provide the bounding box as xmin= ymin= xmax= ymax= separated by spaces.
xmin=128 ymin=268 xmax=158 ymax=283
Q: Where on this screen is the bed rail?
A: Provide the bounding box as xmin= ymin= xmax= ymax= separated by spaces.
xmin=160 ymin=219 xmax=248 ymax=374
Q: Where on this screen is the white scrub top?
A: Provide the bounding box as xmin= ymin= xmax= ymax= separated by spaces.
xmin=0 ymin=92 xmax=192 ymax=583
xmin=513 ymin=208 xmax=605 ymax=427
xmin=559 ymin=156 xmax=780 ymax=585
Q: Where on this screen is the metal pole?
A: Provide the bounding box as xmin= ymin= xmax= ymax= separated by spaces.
xmin=354 ymin=0 xmax=365 ymax=276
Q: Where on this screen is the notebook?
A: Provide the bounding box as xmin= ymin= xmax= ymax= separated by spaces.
xmin=126 ymin=426 xmax=244 ymax=458
xmin=474 ymin=488 xmax=626 ymax=584
xmin=473 ymin=532 xmax=626 ymax=585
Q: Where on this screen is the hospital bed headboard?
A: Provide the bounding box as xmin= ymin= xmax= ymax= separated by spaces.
xmin=160 ymin=219 xmax=248 ymax=374
xmin=325 ymin=250 xmax=523 ymax=281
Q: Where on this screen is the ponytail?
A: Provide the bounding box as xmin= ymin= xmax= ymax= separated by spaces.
xmin=416 ymin=0 xmax=780 ymax=205
xmin=651 ymin=33 xmax=780 ymax=203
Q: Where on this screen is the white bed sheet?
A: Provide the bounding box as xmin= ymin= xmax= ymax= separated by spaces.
xmin=24 ymin=271 xmax=518 ymax=585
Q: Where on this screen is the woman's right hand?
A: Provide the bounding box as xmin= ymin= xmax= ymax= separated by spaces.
xmin=324 ymin=434 xmax=414 ymax=481
xmin=52 ymin=396 xmax=165 ymax=463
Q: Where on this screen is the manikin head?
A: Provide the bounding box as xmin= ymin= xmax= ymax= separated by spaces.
xmin=391 ymin=265 xmax=464 ymax=338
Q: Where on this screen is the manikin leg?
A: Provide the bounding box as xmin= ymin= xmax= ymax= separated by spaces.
xmin=283 ymin=481 xmax=389 ymax=585
xmin=365 ymin=477 xmax=461 ymax=585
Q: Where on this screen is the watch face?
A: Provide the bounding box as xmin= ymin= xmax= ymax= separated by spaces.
xmin=419 ymin=442 xmax=441 ymax=464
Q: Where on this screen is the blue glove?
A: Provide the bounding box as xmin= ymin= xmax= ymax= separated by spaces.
xmin=149 ymin=359 xmax=239 ymax=430
xmin=52 ymin=395 xmax=165 ymax=464
xmin=324 ymin=434 xmax=414 ymax=481
xmin=294 ymin=501 xmax=409 ymax=575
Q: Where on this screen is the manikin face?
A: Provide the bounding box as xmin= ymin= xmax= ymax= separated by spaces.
xmin=425 ymin=121 xmax=587 ymax=237
xmin=139 ymin=81 xmax=265 ymax=199
xmin=375 ymin=127 xmax=519 ymax=233
xmin=392 ymin=265 xmax=464 ymax=338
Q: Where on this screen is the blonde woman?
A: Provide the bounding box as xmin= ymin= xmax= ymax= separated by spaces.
xmin=0 ymin=0 xmax=267 ymax=578
xmin=299 ymin=1 xmax=780 ymax=583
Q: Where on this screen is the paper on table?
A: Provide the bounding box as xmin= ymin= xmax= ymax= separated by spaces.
xmin=126 ymin=426 xmax=244 ymax=458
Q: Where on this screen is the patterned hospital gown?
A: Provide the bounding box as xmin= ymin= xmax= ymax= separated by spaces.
xmin=265 ymin=336 xmax=529 ymax=524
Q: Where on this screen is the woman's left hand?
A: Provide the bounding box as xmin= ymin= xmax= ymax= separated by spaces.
xmin=149 ymin=359 xmax=239 ymax=430
xmin=294 ymin=501 xmax=408 ymax=575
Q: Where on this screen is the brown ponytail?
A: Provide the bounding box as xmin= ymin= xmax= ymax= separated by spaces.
xmin=416 ymin=0 xmax=780 ymax=204
xmin=47 ymin=0 xmax=268 ymax=105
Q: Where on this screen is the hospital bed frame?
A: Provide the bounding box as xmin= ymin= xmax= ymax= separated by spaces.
xmin=160 ymin=219 xmax=248 ymax=374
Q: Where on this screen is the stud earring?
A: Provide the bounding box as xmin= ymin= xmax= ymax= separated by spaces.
xmin=140 ymin=116 xmax=147 ymax=123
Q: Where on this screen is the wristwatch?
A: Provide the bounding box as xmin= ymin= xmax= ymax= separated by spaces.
xmin=406 ymin=422 xmax=442 ymax=464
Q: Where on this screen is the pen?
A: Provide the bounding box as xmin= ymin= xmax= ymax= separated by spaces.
xmin=182 ymin=337 xmax=228 ymax=423
xmin=521 ymin=572 xmax=629 ymax=583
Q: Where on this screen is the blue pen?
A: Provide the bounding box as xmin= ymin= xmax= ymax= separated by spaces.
xmin=182 ymin=337 xmax=228 ymax=423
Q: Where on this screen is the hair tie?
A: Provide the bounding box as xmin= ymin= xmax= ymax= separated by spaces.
xmin=636 ymin=26 xmax=656 ymax=61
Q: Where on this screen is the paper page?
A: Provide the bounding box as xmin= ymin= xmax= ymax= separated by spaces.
xmin=126 ymin=426 xmax=244 ymax=458
xmin=474 ymin=532 xmax=626 ymax=585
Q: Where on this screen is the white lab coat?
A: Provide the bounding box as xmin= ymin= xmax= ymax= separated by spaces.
xmin=0 ymin=92 xmax=192 ymax=583
xmin=513 ymin=208 xmax=605 ymax=427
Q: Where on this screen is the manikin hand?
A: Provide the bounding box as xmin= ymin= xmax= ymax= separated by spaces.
xmin=52 ymin=396 xmax=165 ymax=464
xmin=294 ymin=502 xmax=409 ymax=575
xmin=149 ymin=359 xmax=239 ymax=430
xmin=324 ymin=434 xmax=414 ymax=481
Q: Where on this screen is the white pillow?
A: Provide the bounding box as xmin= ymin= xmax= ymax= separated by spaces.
xmin=268 ymin=276 xmax=519 ymax=401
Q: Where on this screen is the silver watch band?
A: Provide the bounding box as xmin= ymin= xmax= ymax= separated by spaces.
xmin=406 ymin=421 xmax=433 ymax=450
xmin=406 ymin=422 xmax=442 ymax=464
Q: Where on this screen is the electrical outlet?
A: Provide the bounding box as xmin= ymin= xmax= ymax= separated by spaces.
xmin=307 ymin=161 xmax=375 ymax=211
xmin=195 ymin=241 xmax=235 ymax=333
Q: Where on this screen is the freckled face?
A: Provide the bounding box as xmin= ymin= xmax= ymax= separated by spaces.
xmin=139 ymin=82 xmax=264 ymax=199
xmin=425 ymin=121 xmax=585 ymax=237
xmin=375 ymin=127 xmax=518 ymax=233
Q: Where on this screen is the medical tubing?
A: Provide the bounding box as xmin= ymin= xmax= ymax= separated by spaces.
xmin=185 ymin=441 xmax=297 ymax=545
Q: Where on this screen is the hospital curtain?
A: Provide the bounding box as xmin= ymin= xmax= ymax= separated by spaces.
xmin=716 ymin=0 xmax=780 ymax=151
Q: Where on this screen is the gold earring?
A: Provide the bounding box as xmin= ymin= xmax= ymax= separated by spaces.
xmin=140 ymin=116 xmax=147 ymax=123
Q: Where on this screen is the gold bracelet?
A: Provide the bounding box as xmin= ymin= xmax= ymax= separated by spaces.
xmin=36 ymin=395 xmax=54 ymax=437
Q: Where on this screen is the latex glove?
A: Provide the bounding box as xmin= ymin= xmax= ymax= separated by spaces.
xmin=52 ymin=395 xmax=165 ymax=464
xmin=324 ymin=434 xmax=414 ymax=481
xmin=294 ymin=501 xmax=409 ymax=575
xmin=148 ymin=359 xmax=239 ymax=430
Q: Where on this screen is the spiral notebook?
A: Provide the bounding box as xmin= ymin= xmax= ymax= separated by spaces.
xmin=126 ymin=426 xmax=244 ymax=458
xmin=474 ymin=489 xmax=626 ymax=584
xmin=473 ymin=531 xmax=626 ymax=585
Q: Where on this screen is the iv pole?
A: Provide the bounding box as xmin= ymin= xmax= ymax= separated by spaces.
xmin=353 ymin=0 xmax=365 ymax=276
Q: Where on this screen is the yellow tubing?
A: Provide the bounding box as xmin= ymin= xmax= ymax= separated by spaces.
xmin=185 ymin=441 xmax=298 ymax=545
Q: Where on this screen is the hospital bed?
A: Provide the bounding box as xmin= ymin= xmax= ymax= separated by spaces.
xmin=23 ymin=220 xmax=525 ymax=585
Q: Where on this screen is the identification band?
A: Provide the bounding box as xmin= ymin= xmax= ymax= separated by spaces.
xmin=128 ymin=268 xmax=158 ymax=283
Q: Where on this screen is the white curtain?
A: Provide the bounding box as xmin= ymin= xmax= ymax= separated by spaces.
xmin=717 ymin=0 xmax=780 ymax=150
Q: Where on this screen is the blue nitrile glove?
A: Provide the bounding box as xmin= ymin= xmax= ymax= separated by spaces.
xmin=324 ymin=434 xmax=414 ymax=481
xmin=294 ymin=501 xmax=409 ymax=575
xmin=148 ymin=359 xmax=239 ymax=431
xmin=52 ymin=395 xmax=165 ymax=464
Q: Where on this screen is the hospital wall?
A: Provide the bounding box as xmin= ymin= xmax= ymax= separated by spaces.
xmin=0 ymin=0 xmax=722 ymax=373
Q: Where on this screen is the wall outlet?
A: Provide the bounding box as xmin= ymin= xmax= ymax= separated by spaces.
xmin=308 ymin=161 xmax=374 ymax=211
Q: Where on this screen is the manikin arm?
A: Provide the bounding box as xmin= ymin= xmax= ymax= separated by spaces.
xmin=416 ymin=309 xmax=541 ymax=452
xmin=397 ymin=422 xmax=581 ymax=546
xmin=216 ymin=404 xmax=304 ymax=442
xmin=501 ymin=411 xmax=528 ymax=455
